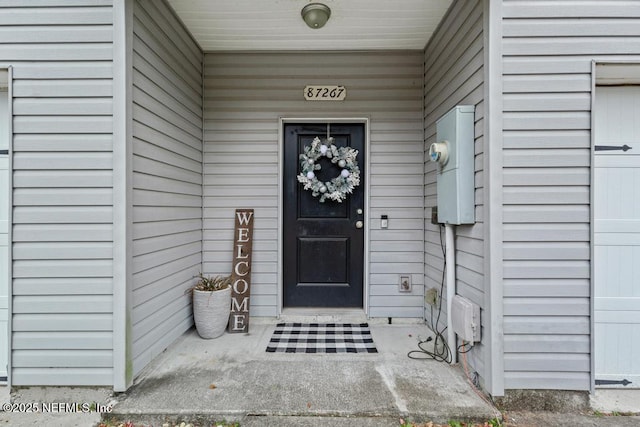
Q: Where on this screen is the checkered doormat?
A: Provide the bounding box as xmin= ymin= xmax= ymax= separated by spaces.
xmin=266 ymin=323 xmax=378 ymax=353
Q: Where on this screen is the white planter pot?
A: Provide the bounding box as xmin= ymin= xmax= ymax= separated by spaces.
xmin=192 ymin=286 xmax=231 ymax=339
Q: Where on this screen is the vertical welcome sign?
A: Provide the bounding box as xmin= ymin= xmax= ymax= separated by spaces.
xmin=228 ymin=209 xmax=254 ymax=333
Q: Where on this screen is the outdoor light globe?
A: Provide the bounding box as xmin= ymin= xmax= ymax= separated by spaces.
xmin=301 ymin=3 xmax=331 ymax=29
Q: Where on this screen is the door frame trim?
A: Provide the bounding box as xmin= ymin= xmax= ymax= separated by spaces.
xmin=278 ymin=117 xmax=370 ymax=316
xmin=0 ymin=66 xmax=12 ymax=387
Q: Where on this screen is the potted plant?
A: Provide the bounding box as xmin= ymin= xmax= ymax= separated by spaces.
xmin=190 ymin=273 xmax=232 ymax=339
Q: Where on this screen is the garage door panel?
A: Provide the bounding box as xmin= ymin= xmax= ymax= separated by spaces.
xmin=594 ymin=85 xmax=640 ymax=387
xmin=595 ymin=234 xmax=640 ymax=246
xmin=594 ymin=155 xmax=640 ymax=168
xmin=595 ymin=310 xmax=640 ymax=323
xmin=595 ymin=220 xmax=640 ymax=233
xmin=594 ymin=168 xmax=640 ymax=219
xmin=595 ymin=298 xmax=640 ymax=312
xmin=595 ymin=246 xmax=640 ymax=297
xmin=595 ymin=323 xmax=640 ymax=382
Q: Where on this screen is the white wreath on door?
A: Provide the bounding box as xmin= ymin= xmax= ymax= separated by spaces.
xmin=297 ymin=137 xmax=360 ymax=203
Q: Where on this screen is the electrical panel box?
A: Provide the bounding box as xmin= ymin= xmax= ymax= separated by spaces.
xmin=432 ymin=105 xmax=475 ymax=225
xmin=451 ymin=295 xmax=481 ymax=343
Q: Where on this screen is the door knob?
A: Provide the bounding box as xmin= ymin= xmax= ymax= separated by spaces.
xmin=355 ymin=220 xmax=363 ymax=229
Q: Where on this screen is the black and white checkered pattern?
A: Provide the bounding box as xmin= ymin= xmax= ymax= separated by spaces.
xmin=266 ymin=323 xmax=378 ymax=353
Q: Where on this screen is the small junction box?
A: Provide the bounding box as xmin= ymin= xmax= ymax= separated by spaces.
xmin=451 ymin=295 xmax=481 ymax=343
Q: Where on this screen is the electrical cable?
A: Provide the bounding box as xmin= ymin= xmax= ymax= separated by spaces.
xmin=409 ymin=224 xmax=501 ymax=417
xmin=428 ymin=225 xmax=446 ymax=334
xmin=457 ymin=341 xmax=474 ymax=354
xmin=408 ymin=224 xmax=452 ymax=363
xmin=407 ymin=334 xmax=452 ymax=363
xmin=460 ymin=341 xmax=503 ymax=420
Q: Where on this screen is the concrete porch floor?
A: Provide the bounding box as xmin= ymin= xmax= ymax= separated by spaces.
xmin=109 ymin=321 xmax=500 ymax=425
xmin=2 ymin=321 xmax=640 ymax=426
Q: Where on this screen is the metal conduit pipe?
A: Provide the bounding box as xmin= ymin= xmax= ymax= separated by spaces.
xmin=445 ymin=223 xmax=456 ymax=364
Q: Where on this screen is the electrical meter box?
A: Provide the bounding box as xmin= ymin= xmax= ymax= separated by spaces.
xmin=433 ymin=105 xmax=475 ymax=225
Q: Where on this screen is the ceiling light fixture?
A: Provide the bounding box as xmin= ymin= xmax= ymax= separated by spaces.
xmin=301 ymin=3 xmax=331 ymax=29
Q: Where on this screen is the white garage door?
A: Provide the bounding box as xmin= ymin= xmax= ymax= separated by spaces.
xmin=0 ymin=89 xmax=7 ymax=382
xmin=594 ymin=85 xmax=640 ymax=388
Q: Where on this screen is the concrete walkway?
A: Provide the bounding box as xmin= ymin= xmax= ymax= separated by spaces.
xmin=2 ymin=322 xmax=639 ymax=426
xmin=108 ymin=322 xmax=500 ymax=425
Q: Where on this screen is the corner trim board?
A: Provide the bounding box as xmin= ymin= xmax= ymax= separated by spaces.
xmin=483 ymin=0 xmax=505 ymax=397
xmin=112 ymin=0 xmax=134 ymax=392
xmin=5 ymin=66 xmax=13 ymax=388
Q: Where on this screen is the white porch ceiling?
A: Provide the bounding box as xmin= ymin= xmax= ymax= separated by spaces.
xmin=166 ymin=0 xmax=453 ymax=51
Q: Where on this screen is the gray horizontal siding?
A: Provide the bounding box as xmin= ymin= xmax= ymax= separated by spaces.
xmin=424 ymin=0 xmax=486 ymax=381
xmin=502 ymin=0 xmax=640 ymax=391
xmin=204 ymin=51 xmax=425 ymax=318
xmin=3 ymin=0 xmax=114 ymax=386
xmin=131 ymin=0 xmax=203 ymax=378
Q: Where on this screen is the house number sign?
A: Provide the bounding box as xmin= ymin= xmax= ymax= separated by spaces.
xmin=228 ymin=209 xmax=254 ymax=333
xmin=304 ymin=85 xmax=346 ymax=101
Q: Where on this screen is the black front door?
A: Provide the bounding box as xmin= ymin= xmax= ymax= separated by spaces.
xmin=283 ymin=123 xmax=365 ymax=307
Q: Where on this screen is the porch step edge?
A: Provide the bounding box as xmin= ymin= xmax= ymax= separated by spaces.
xmin=103 ymin=410 xmax=500 ymax=426
xmin=251 ymin=315 xmax=426 ymax=324
xmin=278 ymin=308 xmax=368 ymax=324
